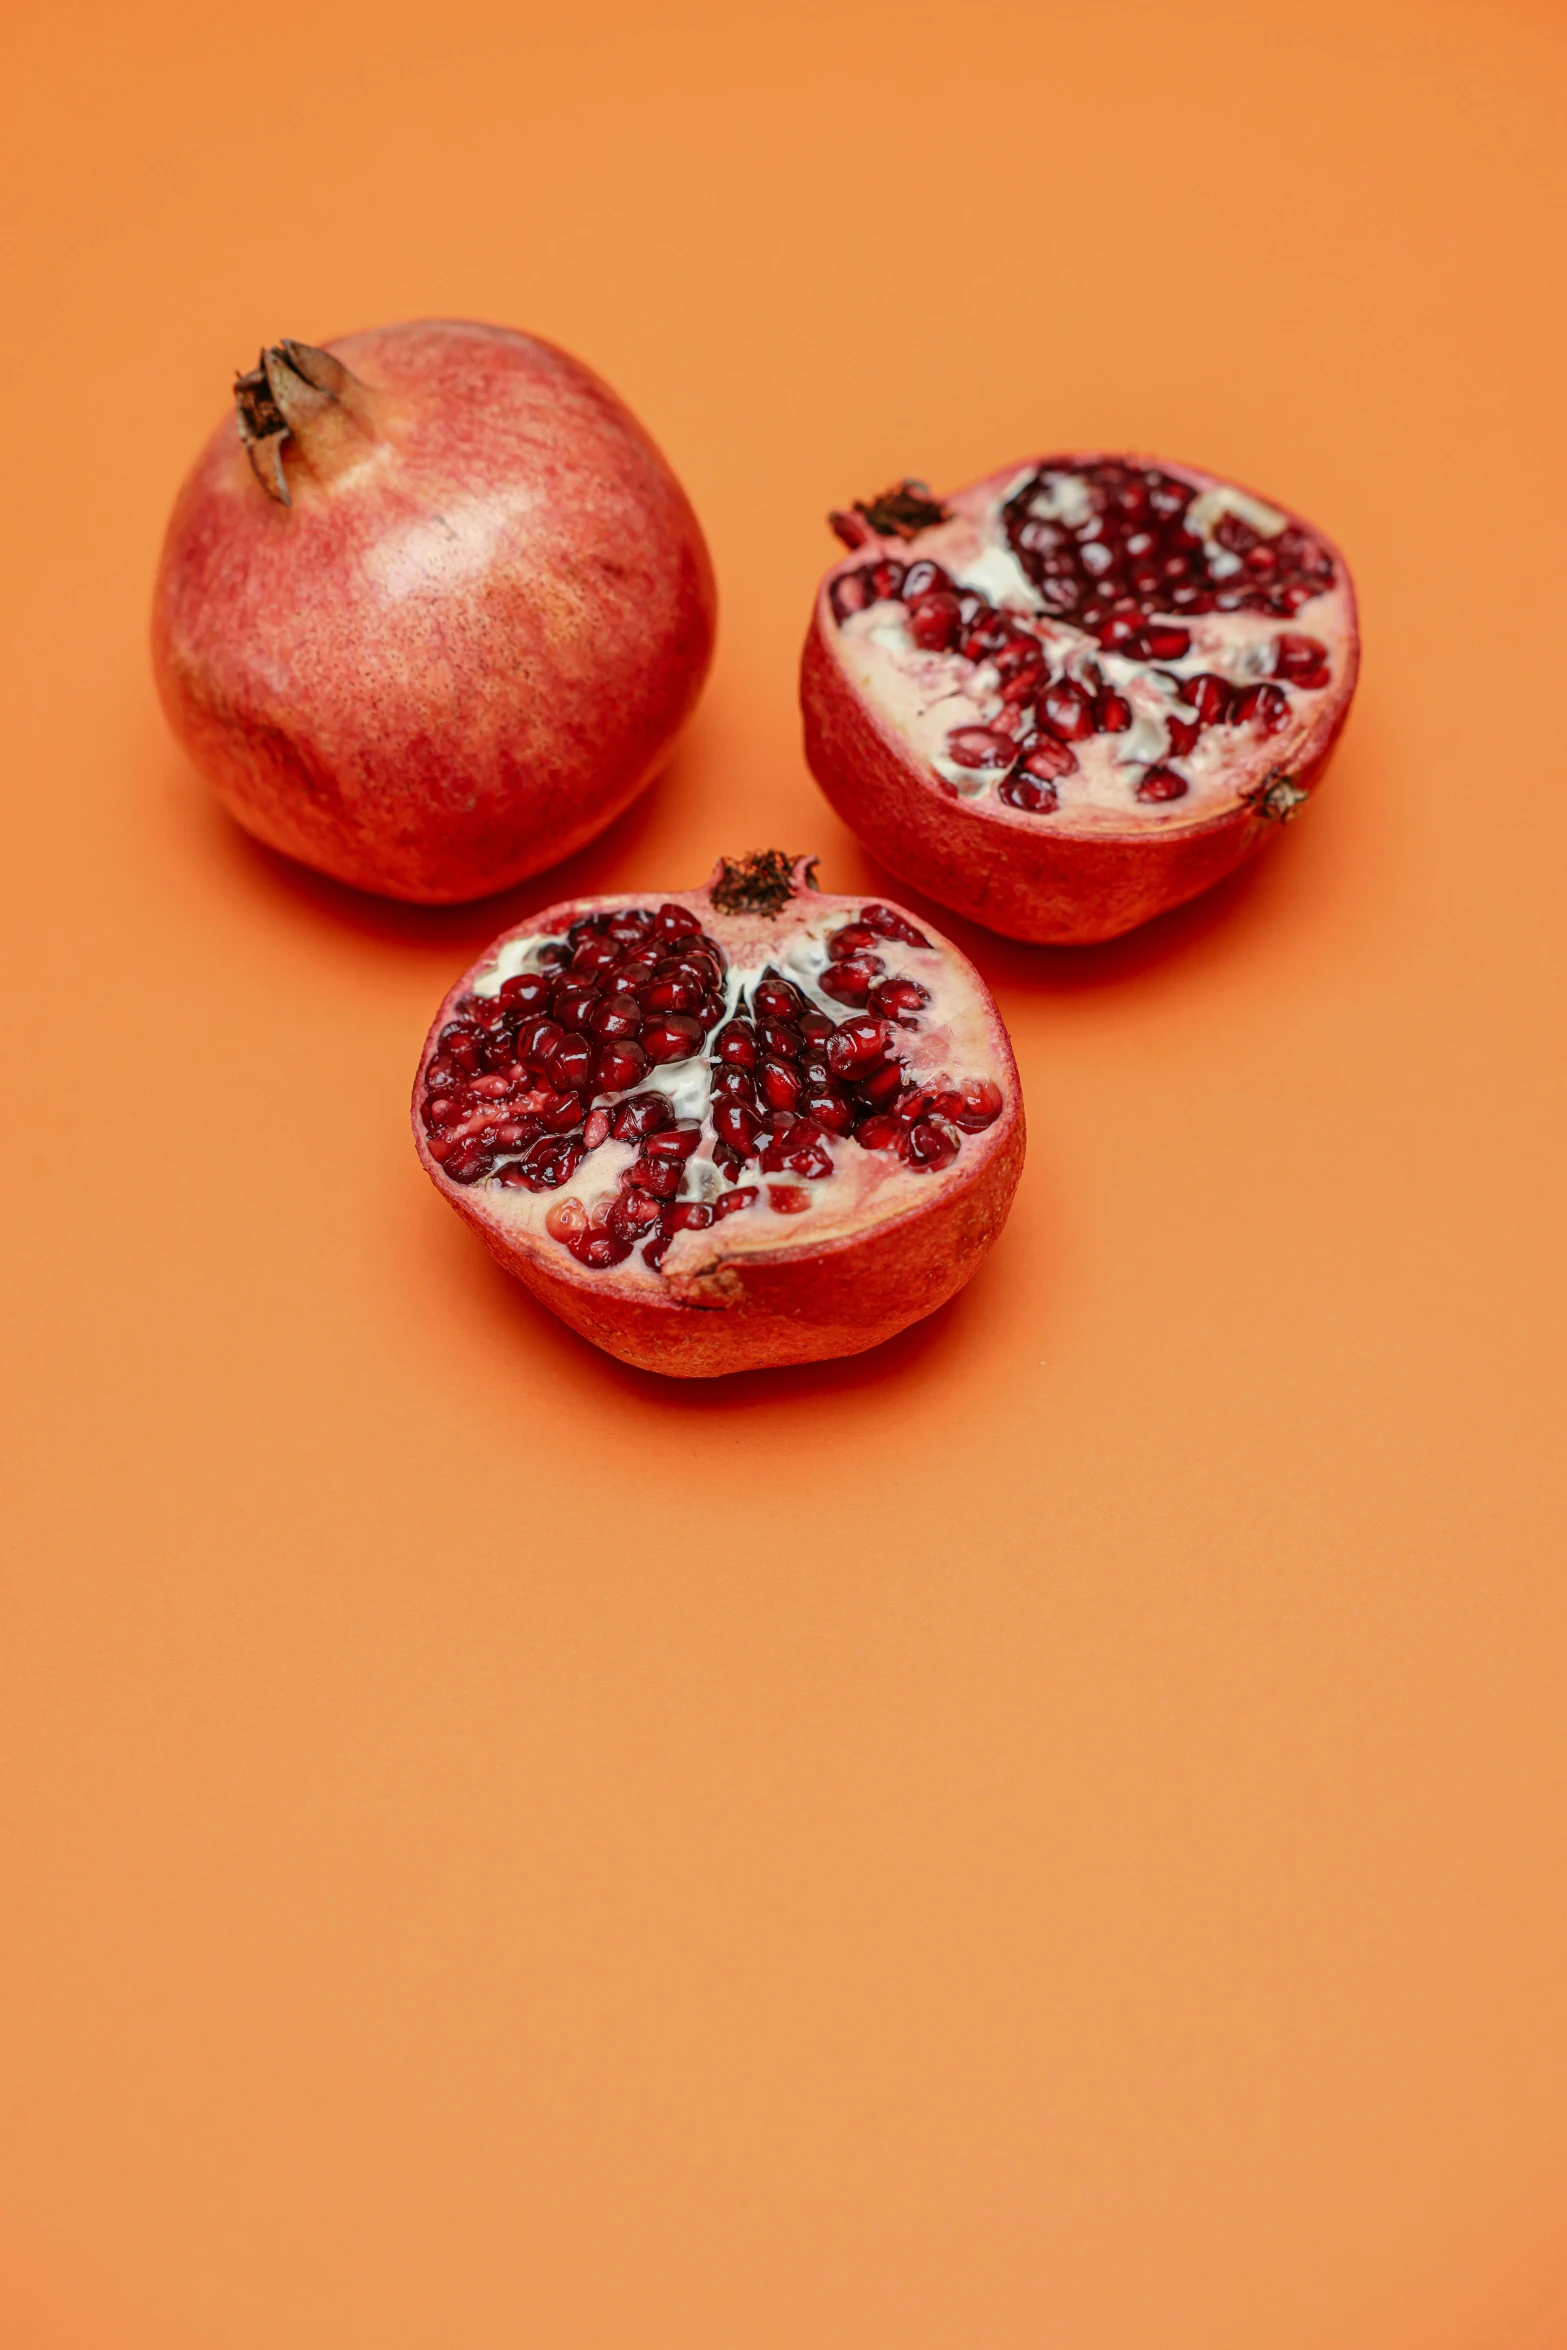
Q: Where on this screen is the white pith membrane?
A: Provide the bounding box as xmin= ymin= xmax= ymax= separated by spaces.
xmin=417 ymin=888 xmax=1009 ymax=1288
xmin=830 ymin=458 xmax=1353 ymax=833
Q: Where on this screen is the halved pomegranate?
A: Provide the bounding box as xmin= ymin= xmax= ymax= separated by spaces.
xmin=412 ymin=853 xmax=1024 ymax=1375
xmin=801 ymin=456 xmax=1359 ymax=944
xmin=153 ymin=320 xmax=715 ymax=903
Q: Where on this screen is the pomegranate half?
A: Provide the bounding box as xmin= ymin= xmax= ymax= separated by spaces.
xmin=153 ymin=321 xmax=716 ymax=902
xmin=412 ymin=854 xmax=1024 ymax=1376
xmin=801 ymin=456 xmax=1358 ymax=944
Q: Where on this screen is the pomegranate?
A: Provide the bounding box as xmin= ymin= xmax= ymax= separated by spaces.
xmin=152 ymin=321 xmax=715 ymax=902
xmin=412 ymin=853 xmax=1024 ymax=1376
xmin=801 ymin=456 xmax=1358 ymax=944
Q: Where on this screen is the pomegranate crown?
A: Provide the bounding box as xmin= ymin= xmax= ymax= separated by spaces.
xmin=707 ymin=850 xmax=817 ymax=915
xmin=233 ymin=338 xmax=375 ymax=506
xmin=829 ymin=479 xmax=950 ymax=551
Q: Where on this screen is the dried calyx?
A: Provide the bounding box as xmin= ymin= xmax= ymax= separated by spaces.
xmin=233 ymin=339 xmax=376 ymax=505
xmin=830 ymin=479 xmax=951 ymax=548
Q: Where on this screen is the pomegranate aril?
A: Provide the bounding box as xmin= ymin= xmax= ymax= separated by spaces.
xmin=542 ymin=1091 xmax=590 ymax=1133
xmin=827 ymin=924 xmax=882 ymax=960
xmin=1166 ymin=716 xmax=1201 ymax=758
xmin=1127 ymin=625 xmax=1192 ymax=661
xmin=642 ymin=1121 xmax=703 ymax=1161
xmin=868 ymin=976 xmax=930 ymax=1026
xmin=1136 ymin=765 xmax=1189 ymax=803
xmin=567 ymin=1230 xmax=634 ymax=1270
xmin=1184 ymin=673 xmax=1231 ymax=725
xmin=859 ymin=905 xmax=932 ymax=948
xmin=499 ymin=972 xmax=552 ymax=1012
xmin=517 ymin=1135 xmax=585 ymax=1189
xmin=588 ymin=992 xmax=642 ymax=1039
xmin=993 ymin=639 xmax=1046 ymax=701
xmin=854 ymin=1115 xmax=903 ymax=1152
xmin=609 ymin=1187 xmax=664 ymax=1237
xmin=582 ymin=1109 xmax=612 ymax=1149
xmin=536 ymin=942 xmax=571 ymax=973
xmin=766 ymin=1184 xmax=811 ymax=1214
xmin=664 ymin=1201 xmax=714 ymax=1232
xmin=1019 ymin=736 xmax=1077 ymax=781
xmin=905 ymin=1117 xmax=960 ymax=1172
xmin=902 ymin=559 xmax=952 ymax=599
xmin=544 ymin=1196 xmax=589 ymax=1241
xmin=1231 ymin=682 xmax=1291 ymax=732
xmin=593 ymin=1038 xmax=648 ymax=1093
xmin=653 ymin=904 xmax=702 ymax=939
xmin=1094 ymin=689 xmax=1133 ymax=733
xmin=761 ymin=1121 xmax=833 ymax=1179
xmin=856 ymin=1059 xmax=905 ymax=1109
xmin=945 ymin=1077 xmax=1003 ymax=1131
xmin=641 ymin=1232 xmax=672 ymax=1270
xmin=515 ymin=1016 xmax=564 ymax=1068
xmin=714 ymin=1019 xmax=760 ymax=1066
xmin=1273 ymin=633 xmax=1330 ymax=688
xmin=638 ymin=975 xmax=703 ymax=1013
xmin=711 ymin=1067 xmax=758 ymax=1106
xmin=947 ymin=726 xmax=1017 ymax=771
xmin=753 ymin=972 xmax=806 ymax=1020
xmin=798 ymin=1010 xmax=835 ymax=1046
xmin=819 ymin=954 xmax=885 ymax=1006
xmin=546 ymin=1033 xmax=595 ymax=1092
xmin=610 ymin=1091 xmax=674 ymax=1139
xmin=831 ymin=571 xmax=871 ymax=623
xmin=868 ymin=558 xmax=906 ymax=601
xmin=712 ymin=1187 xmax=757 ymax=1219
xmin=803 ymin=1090 xmax=855 ymax=1136
xmin=825 ymin=1017 xmax=892 ymax=1078
xmin=759 ymin=1020 xmax=802 ymax=1059
xmin=444 ymin=1139 xmax=497 ymax=1184
xmin=641 ymin=1013 xmax=704 ymax=1063
xmin=630 ymin=1154 xmax=683 ymax=1200
xmin=758 ymin=1058 xmax=803 ymax=1111
xmin=713 ymin=1100 xmax=761 ymax=1154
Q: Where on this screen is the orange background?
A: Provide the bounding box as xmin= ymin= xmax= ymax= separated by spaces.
xmin=3 ymin=1 xmax=1566 ymax=2343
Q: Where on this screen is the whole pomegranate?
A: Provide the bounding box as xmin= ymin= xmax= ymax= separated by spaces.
xmin=152 ymin=321 xmax=716 ymax=902
xmin=412 ymin=852 xmax=1024 ymax=1376
xmin=801 ymin=457 xmax=1358 ymax=944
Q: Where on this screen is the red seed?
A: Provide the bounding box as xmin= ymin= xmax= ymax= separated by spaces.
xmin=907 ymin=591 xmax=961 ymax=652
xmin=946 ymin=726 xmax=1016 ymax=770
xmin=826 ymin=1017 xmax=892 ymax=1078
xmin=854 ymin=1115 xmax=903 ymax=1152
xmin=588 ymin=992 xmax=642 ymax=1040
xmin=859 ymin=905 xmax=932 ymax=948
xmin=766 ymin=1184 xmax=811 ymax=1214
xmin=640 ymin=1013 xmax=704 ymax=1064
xmin=758 ymin=1058 xmax=803 ymax=1111
xmin=1136 ymin=765 xmax=1189 ymax=803
xmin=868 ymin=977 xmax=930 ymax=1027
xmin=1230 ymin=681 xmax=1291 ymax=732
xmin=1184 ymin=673 xmax=1231 ymax=725
xmin=582 ymin=1108 xmax=612 ymax=1149
xmin=1041 ymin=677 xmax=1096 ymax=741
xmin=713 ymin=1187 xmax=758 ymax=1219
xmin=664 ymin=1202 xmax=714 ymax=1232
xmin=593 ymin=1038 xmax=648 ymax=1093
xmin=1094 ymin=689 xmax=1133 ymax=733
xmin=819 ymin=955 xmax=885 ymax=1006
xmin=1019 ymin=736 xmax=1077 ymax=781
xmin=642 ymin=1121 xmax=703 ymax=1161
xmin=902 ymin=559 xmax=952 ymax=599
xmin=760 ymin=1121 xmax=834 ymax=1179
xmin=713 ymin=1019 xmax=759 ymax=1066
xmin=609 ymin=1092 xmax=674 ymax=1139
xmin=753 ymin=972 xmax=806 ymax=1019
xmin=904 ymin=1117 xmax=960 ymax=1172
xmin=566 ymin=1230 xmax=634 ymax=1269
xmin=1272 ymin=633 xmax=1330 ymax=688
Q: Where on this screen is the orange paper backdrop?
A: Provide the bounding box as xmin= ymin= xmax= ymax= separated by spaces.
xmin=3 ymin=1 xmax=1566 ymax=2343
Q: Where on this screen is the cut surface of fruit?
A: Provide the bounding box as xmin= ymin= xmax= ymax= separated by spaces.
xmin=802 ymin=454 xmax=1358 ymax=944
xmin=412 ymin=854 xmax=1024 ymax=1376
xmin=152 ymin=319 xmax=715 ymax=903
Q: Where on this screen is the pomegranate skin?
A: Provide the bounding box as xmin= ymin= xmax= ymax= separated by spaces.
xmin=411 ymin=867 xmax=1025 ymax=1377
xmin=801 ymin=454 xmax=1359 ymax=946
xmin=152 ymin=319 xmax=716 ymax=903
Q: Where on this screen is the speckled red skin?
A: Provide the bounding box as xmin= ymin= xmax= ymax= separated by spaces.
xmin=152 ymin=319 xmax=716 ymax=903
xmin=800 ymin=455 xmax=1359 ymax=946
xmin=412 ymin=881 xmax=1025 ymax=1378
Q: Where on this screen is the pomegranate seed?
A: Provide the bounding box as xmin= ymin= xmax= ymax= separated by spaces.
xmin=546 ymin=1033 xmax=595 ymax=1092
xmin=868 ymin=977 xmax=930 ymax=1027
xmin=642 ymin=1121 xmax=703 ymax=1161
xmin=905 ymin=592 xmax=959 ymax=660
xmin=854 ymin=1115 xmax=903 ymax=1152
xmin=515 ymin=1016 xmax=564 ymax=1068
xmin=753 ymin=972 xmax=806 ymax=1019
xmin=1230 ymin=681 xmax=1291 ymax=732
xmin=1166 ymin=716 xmax=1200 ymax=758
xmin=758 ymin=1058 xmax=803 ymax=1111
xmin=803 ymin=1090 xmax=856 ymax=1136
xmin=641 ymin=1013 xmax=704 ymax=1064
xmin=1000 ymin=775 xmax=1058 ymax=814
xmin=582 ymin=1109 xmax=612 ymax=1149
xmin=859 ymin=905 xmax=932 ymax=948
xmin=593 ymin=1038 xmax=648 ymax=1093
xmin=767 ymin=1184 xmax=811 ymax=1214
xmin=498 ymin=972 xmax=551 ymax=1011
xmin=856 ymin=1060 xmax=905 ymax=1108
xmin=609 ymin=1187 xmax=664 ymax=1237
xmin=638 ymin=974 xmax=703 ymax=1013
xmin=535 ymin=943 xmax=571 ymax=973
xmin=798 ymin=1011 xmax=835 ymax=1046
xmin=566 ymin=1230 xmax=634 ymax=1269
xmin=868 ymin=558 xmax=906 ymax=601
xmin=1136 ymin=765 xmax=1189 ymax=803
xmin=993 ymin=638 xmax=1046 ymax=702
xmin=759 ymin=1019 xmax=802 ymax=1058
xmin=760 ymin=1122 xmax=834 ymax=1178
xmin=1184 ymin=673 xmax=1231 ymax=725
xmin=714 ymin=1019 xmax=759 ymax=1066
xmin=544 ymin=1196 xmax=589 ymax=1242
xmin=945 ymin=1077 xmax=1003 ymax=1131
xmin=1095 ymin=689 xmax=1133 ymax=732
xmin=1019 ymin=737 xmax=1077 ymax=781
xmin=831 ymin=571 xmax=871 ymax=623
xmin=1273 ymin=633 xmax=1330 ymax=688
xmin=653 ymin=904 xmax=702 ymax=938
xmin=713 ymin=1188 xmax=757 ymax=1219
xmin=819 ymin=954 xmax=885 ymax=1006
xmin=946 ymin=726 xmax=1016 ymax=770
xmin=713 ymin=1100 xmax=760 ymax=1154
xmin=826 ymin=1017 xmax=892 ymax=1077
xmin=610 ymin=1092 xmax=674 ymax=1139
xmin=827 ymin=924 xmax=882 ymax=961
xmin=902 ymin=559 xmax=952 ymax=599
xmin=588 ymin=992 xmax=642 ymax=1039
xmin=1128 ymin=625 xmax=1192 ymax=661
xmin=630 ymin=1154 xmax=683 ymax=1200
xmin=904 ymin=1117 xmax=960 ymax=1172
xmin=444 ymin=1140 xmax=497 ymax=1184
xmin=711 ymin=1067 xmax=758 ymax=1105
xmin=542 ymin=1090 xmax=590 ymax=1133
